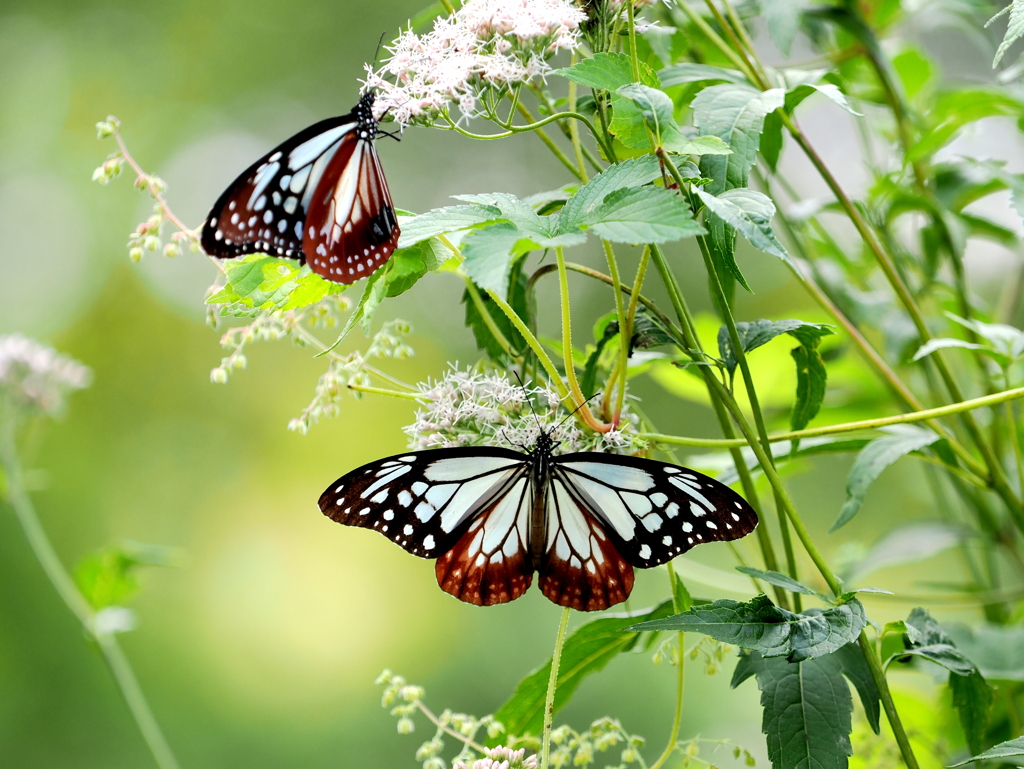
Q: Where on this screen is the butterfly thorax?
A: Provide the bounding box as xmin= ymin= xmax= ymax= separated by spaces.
xmin=528 ymin=430 xmax=557 ymax=566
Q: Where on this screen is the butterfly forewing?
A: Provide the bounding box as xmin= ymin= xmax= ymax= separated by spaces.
xmin=554 ymin=453 xmax=759 ymax=568
xmin=539 ymin=475 xmax=634 ymax=611
xmin=318 ymin=447 xmax=528 ymax=559
xmin=201 ymin=117 xmax=356 ymax=262
xmin=201 ymin=91 xmax=399 ymax=285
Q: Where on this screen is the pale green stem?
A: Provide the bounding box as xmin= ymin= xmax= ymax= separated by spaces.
xmin=601 ymin=240 xmax=630 ymax=423
xmin=642 ymin=386 xmax=1024 ymax=447
xmin=555 ymin=247 xmax=611 ymax=431
xmin=541 ymin=607 xmax=572 ymax=769
xmin=675 ymin=2 xmax=758 ymax=83
xmin=441 ymin=110 xmax=602 ymax=152
xmin=347 ymin=384 xmax=423 ymax=400
xmin=617 ymin=246 xmax=651 ymax=421
xmin=462 ymin=275 xmax=518 ymax=361
xmin=0 ymin=406 xmax=181 ymax=769
xmin=651 ymin=563 xmax=685 ymax=769
xmin=516 ymin=103 xmax=584 ymax=182
xmin=484 ymin=289 xmax=569 ymax=402
xmin=566 ymin=54 xmax=589 ymax=184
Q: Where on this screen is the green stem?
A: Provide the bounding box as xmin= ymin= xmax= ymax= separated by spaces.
xmin=0 ymin=406 xmax=181 ymax=769
xmin=676 ymin=2 xmax=758 ymax=83
xmin=617 ymin=246 xmax=651 ymax=422
xmin=601 ymin=240 xmax=630 ymax=423
xmin=485 ymin=289 xmax=569 ymax=402
xmin=640 ymin=384 xmax=1024 ymax=446
xmin=347 ymin=384 xmax=423 ymax=400
xmin=516 ymin=104 xmax=584 ymax=182
xmin=541 ymin=607 xmax=572 ymax=769
xmin=858 ymin=634 xmax=921 ymax=769
xmin=566 ymin=54 xmax=589 ymax=184
xmin=463 ymin=275 xmax=518 ymax=360
xmin=651 ymin=566 xmax=685 ymax=769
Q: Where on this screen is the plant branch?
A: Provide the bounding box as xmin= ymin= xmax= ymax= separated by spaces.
xmin=541 ymin=607 xmax=572 ymax=769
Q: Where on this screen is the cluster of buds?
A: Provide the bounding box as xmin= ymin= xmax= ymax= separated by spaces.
xmin=0 ymin=334 xmax=91 ymax=418
xmin=547 ymin=718 xmax=645 ymax=767
xmin=404 ymin=367 xmax=647 ymax=455
xmin=364 ymin=0 xmax=587 ymax=126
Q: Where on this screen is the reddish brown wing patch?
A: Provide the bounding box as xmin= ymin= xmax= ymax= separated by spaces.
xmin=538 ymin=479 xmax=634 ymax=611
xmin=434 ymin=477 xmax=533 ymax=606
xmin=304 ymin=139 xmax=400 ymax=284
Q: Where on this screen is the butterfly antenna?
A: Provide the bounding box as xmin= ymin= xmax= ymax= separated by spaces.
xmin=556 ymin=393 xmax=601 ymax=429
xmin=512 ymin=370 xmax=543 ymax=433
xmin=373 ymin=30 xmax=388 ymax=69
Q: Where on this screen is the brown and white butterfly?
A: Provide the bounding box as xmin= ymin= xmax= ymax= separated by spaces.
xmin=200 ymin=90 xmax=399 ymax=284
xmin=318 ymin=429 xmax=758 ymax=611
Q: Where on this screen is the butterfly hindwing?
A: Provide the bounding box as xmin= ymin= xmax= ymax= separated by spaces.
xmin=554 ymin=453 xmax=758 ymax=568
xmin=434 ymin=473 xmax=534 ymax=606
xmin=539 ymin=474 xmax=634 ymax=611
xmin=318 ymin=447 xmax=527 ymax=560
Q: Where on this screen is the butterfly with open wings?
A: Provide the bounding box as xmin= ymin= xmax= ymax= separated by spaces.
xmin=201 ymin=90 xmax=399 ymax=284
xmin=319 ymin=428 xmax=758 ymax=611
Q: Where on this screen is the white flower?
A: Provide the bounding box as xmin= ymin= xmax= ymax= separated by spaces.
xmin=0 ymin=334 xmax=91 ymax=417
xmin=453 ymin=746 xmax=539 ymax=769
xmin=403 ymin=366 xmax=645 ymax=455
xmin=365 ymin=0 xmax=587 ymax=126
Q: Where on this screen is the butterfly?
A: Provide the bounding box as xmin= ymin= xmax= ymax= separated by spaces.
xmin=318 ymin=429 xmax=758 ymax=611
xmin=200 ymin=90 xmax=399 ymax=284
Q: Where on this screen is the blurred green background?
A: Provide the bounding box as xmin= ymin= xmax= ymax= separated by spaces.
xmin=1 ymin=1 xmax=1017 ymax=766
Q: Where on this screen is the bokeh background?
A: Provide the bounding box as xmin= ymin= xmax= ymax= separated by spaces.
xmin=1 ymin=1 xmax=1021 ymax=767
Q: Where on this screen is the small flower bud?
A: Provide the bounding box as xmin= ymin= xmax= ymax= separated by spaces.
xmin=396 ymin=717 xmax=414 ymax=734
xmin=144 ymin=235 xmax=160 ymax=251
xmin=129 ymin=247 xmax=144 ymax=263
xmin=210 ymin=367 xmax=229 ymax=384
xmin=163 ymin=242 xmax=178 ymax=258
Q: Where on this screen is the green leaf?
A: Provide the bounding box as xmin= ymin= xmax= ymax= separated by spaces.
xmin=492 ymin=601 xmax=672 ymax=739
xmin=383 ymin=239 xmax=447 ymax=299
xmin=454 ymin=192 xmax=585 ymax=248
xmin=669 ymin=135 xmax=733 ymax=155
xmin=461 ymin=222 xmax=526 ymax=297
xmin=763 ymin=0 xmax=807 ymax=56
xmin=397 ymin=204 xmax=502 ymax=248
xmin=911 ymin=337 xmax=992 ymax=363
xmin=602 ymin=60 xmax=662 ymax=149
xmin=558 ymin=156 xmax=663 ymax=230
xmin=735 ymin=566 xmax=828 ymax=600
xmin=716 ymin=318 xmax=833 ymax=374
xmin=615 ymin=83 xmax=687 ymax=150
xmin=583 ymin=186 xmax=705 ymax=244
xmin=554 ymin=51 xmax=654 ymax=91
xmin=659 ymin=63 xmax=747 ymax=87
xmin=832 ymin=642 xmax=881 ymax=734
xmin=946 ymin=311 xmax=1024 ymax=362
xmin=75 ymin=541 xmax=179 ymax=611
xmin=734 ymin=651 xmax=854 ymax=769
xmin=831 ymin=426 xmax=942 ymax=531
xmin=895 ymin=608 xmax=979 ymax=677
xmin=949 ymin=736 xmax=1024 ymax=767
xmin=695 ymin=187 xmax=792 ymax=265
xmin=950 ymin=671 xmax=995 ymax=755
xmin=629 ymin=594 xmax=867 ymax=662
xmin=789 ymin=331 xmax=830 ymax=432
xmin=910 ymin=89 xmax=1024 ymax=161
xmin=784 ymin=82 xmax=862 ymax=117
xmin=843 ymin=521 xmax=970 ymax=584
xmin=947 ymin=623 xmax=1024 ymax=682
xmin=629 ymin=306 xmax=676 ymax=352
xmin=691 ymin=85 xmax=786 ymax=194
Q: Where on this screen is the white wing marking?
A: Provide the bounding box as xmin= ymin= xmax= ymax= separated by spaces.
xmin=563 ymin=462 xmax=656 ymax=491
xmin=424 ymin=456 xmax=522 ymax=482
xmin=288 ymin=125 xmax=352 ymax=170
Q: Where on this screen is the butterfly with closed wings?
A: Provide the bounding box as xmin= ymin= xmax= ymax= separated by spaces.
xmin=319 ymin=426 xmax=758 ymax=611
xmin=201 ymin=90 xmax=399 ymax=284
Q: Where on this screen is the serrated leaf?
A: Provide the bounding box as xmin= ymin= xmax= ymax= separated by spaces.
xmin=947 ymin=623 xmax=1024 ymax=682
xmin=790 ymin=334 xmax=830 ymax=433
xmin=461 ymin=222 xmax=526 ymax=297
xmin=491 ymin=601 xmax=672 ymax=740
xmin=554 ymin=51 xmax=651 ymax=91
xmin=695 ymin=187 xmax=793 ymax=265
xmin=659 ymin=63 xmax=748 ymax=87
xmin=462 ymin=262 xmax=528 ymax=364
xmin=895 ymin=608 xmax=979 ymax=677
xmin=991 ymin=0 xmax=1024 ymax=66
xmin=558 ymin=156 xmax=664 ymax=229
xmin=629 ymin=594 xmax=866 ymax=662
xmin=584 ymin=185 xmax=705 ymax=244
xmin=832 ymin=642 xmax=881 ymax=734
xmin=397 ymin=204 xmax=502 ymax=248
xmin=735 ymin=566 xmax=828 ymax=600
xmin=605 ymin=60 xmax=663 ymax=149
xmin=692 ymin=85 xmax=785 ymax=194
xmin=616 ymin=83 xmax=686 ymax=150
xmin=669 ymin=135 xmax=733 ymax=155
xmin=949 ymin=736 xmax=1024 ymax=767
xmin=382 ymin=240 xmax=444 ymax=298
xmin=831 ymin=426 xmax=942 ymax=531
xmin=716 ymin=318 xmax=833 ymax=374
xmin=735 ymin=651 xmax=853 ymax=769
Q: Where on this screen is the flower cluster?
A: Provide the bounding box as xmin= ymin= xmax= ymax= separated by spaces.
xmin=403 ymin=367 xmax=646 ymax=455
xmin=0 ymin=334 xmax=91 ymax=417
xmin=364 ymin=0 xmax=587 ymax=125
xmin=546 ymin=718 xmax=646 ymax=768
xmin=454 ymin=746 xmax=538 ymax=769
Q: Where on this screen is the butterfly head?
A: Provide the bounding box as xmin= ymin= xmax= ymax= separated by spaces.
xmin=531 ymin=427 xmax=559 ymax=458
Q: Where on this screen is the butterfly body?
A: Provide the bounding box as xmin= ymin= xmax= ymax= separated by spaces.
xmin=201 ymin=91 xmax=399 ymax=284
xmin=319 ymin=430 xmax=758 ymax=611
